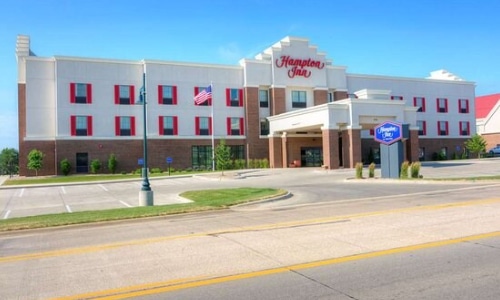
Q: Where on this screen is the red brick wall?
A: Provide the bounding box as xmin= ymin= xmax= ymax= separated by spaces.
xmin=314 ymin=90 xmax=327 ymax=106
xmin=244 ymin=86 xmax=269 ymax=161
xmin=342 ymin=129 xmax=361 ymax=168
xmin=334 ymin=91 xmax=348 ymax=101
xmin=270 ymin=87 xmax=286 ymax=116
xmin=285 ymin=136 xmax=323 ymax=166
xmin=322 ymin=129 xmax=339 ymax=169
xmin=268 ymin=136 xmax=282 ymax=168
xmin=481 ymin=133 xmax=500 ymax=150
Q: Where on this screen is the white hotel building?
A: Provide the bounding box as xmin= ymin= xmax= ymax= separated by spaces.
xmin=16 ymin=35 xmax=476 ymax=176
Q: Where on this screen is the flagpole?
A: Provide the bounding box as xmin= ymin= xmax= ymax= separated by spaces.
xmin=211 ymin=81 xmax=215 ymax=172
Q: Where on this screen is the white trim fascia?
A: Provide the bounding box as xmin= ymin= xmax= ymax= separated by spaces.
xmin=347 ymin=73 xmax=475 ymax=85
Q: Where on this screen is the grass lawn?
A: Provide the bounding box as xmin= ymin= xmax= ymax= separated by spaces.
xmin=0 ymin=187 xmax=286 ymax=232
xmin=1 ymin=172 xmax=202 ymax=186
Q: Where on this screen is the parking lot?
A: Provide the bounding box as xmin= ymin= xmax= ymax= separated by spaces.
xmin=2 ymin=158 xmax=500 ymax=219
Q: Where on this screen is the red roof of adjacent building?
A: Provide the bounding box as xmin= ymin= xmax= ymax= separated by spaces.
xmin=476 ymin=93 xmax=500 ymax=119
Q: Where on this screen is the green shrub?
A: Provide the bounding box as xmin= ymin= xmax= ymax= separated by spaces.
xmin=410 ymin=162 xmax=421 ymax=178
xmin=355 ymin=162 xmax=363 ymax=179
xmin=150 ymin=168 xmax=163 ymax=174
xmin=108 ymin=154 xmax=117 ymax=174
xmin=260 ymin=158 xmax=269 ymax=168
xmin=400 ymin=161 xmax=409 ymax=178
xmin=90 ymin=159 xmax=101 ymax=174
xmin=368 ymin=162 xmax=375 ymax=178
xmin=60 ymin=158 xmax=71 ymax=176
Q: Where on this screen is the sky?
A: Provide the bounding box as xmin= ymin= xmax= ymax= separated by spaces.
xmin=1 ymin=0 xmax=499 ymax=151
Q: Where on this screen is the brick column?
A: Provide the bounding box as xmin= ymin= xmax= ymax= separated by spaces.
xmin=270 ymin=87 xmax=286 ymax=116
xmin=407 ymin=129 xmax=420 ymax=163
xmin=281 ymin=133 xmax=288 ymax=168
xmin=268 ymin=135 xmax=283 ymax=168
xmin=322 ymin=128 xmax=339 ymax=169
xmin=314 ymin=89 xmax=327 ymax=106
xmin=342 ymin=128 xmax=362 ymax=168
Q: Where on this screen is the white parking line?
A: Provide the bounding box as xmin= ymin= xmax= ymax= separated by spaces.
xmin=65 ymin=205 xmax=72 ymax=213
xmin=99 ymin=184 xmax=108 ymax=191
xmin=119 ymin=201 xmax=133 ymax=208
xmin=61 ymin=187 xmax=66 ymax=194
xmin=18 ymin=188 xmax=25 ymax=197
xmin=3 ymin=210 xmax=11 ymax=219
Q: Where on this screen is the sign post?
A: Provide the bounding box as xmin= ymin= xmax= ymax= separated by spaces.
xmin=374 ymin=121 xmax=408 ymax=178
xmin=166 ymin=157 xmax=173 ymax=176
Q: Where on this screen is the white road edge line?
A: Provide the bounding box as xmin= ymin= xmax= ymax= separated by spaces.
xmin=18 ymin=188 xmax=25 ymax=197
xmin=3 ymin=210 xmax=11 ymax=219
xmin=120 ymin=201 xmax=133 ymax=208
xmin=99 ymin=184 xmax=108 ymax=191
xmin=65 ymin=205 xmax=72 ymax=213
xmin=61 ymin=187 xmax=66 ymax=194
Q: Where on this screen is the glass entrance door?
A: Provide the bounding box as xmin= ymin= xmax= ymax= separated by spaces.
xmin=300 ymin=147 xmax=323 ymax=167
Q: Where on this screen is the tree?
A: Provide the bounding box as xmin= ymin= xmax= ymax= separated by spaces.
xmin=215 ymin=139 xmax=231 ymax=175
xmin=0 ymin=148 xmax=19 ymax=177
xmin=108 ymin=154 xmax=117 ymax=174
xmin=27 ymin=149 xmax=44 ymax=176
xmin=464 ymin=134 xmax=487 ymax=158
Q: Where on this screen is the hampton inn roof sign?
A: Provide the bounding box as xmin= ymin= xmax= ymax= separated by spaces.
xmin=275 ymin=55 xmax=325 ymax=78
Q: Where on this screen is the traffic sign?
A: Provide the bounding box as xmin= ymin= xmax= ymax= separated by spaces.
xmin=166 ymin=157 xmax=173 ymax=164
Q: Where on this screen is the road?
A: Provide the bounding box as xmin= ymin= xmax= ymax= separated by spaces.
xmin=1 ymin=160 xmax=500 ymax=299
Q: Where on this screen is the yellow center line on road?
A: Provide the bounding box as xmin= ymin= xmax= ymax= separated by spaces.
xmin=52 ymin=231 xmax=500 ymax=300
xmin=1 ymin=197 xmax=500 ymax=264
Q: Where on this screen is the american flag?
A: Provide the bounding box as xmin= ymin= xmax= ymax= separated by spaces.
xmin=194 ymin=84 xmax=212 ymax=105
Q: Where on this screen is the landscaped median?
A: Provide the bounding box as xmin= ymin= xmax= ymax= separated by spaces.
xmin=0 ymin=187 xmax=286 ymax=232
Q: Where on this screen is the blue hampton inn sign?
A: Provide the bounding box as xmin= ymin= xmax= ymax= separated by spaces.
xmin=374 ymin=121 xmax=403 ymax=145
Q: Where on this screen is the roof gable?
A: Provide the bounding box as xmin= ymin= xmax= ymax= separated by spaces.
xmin=476 ymin=93 xmax=500 ymax=118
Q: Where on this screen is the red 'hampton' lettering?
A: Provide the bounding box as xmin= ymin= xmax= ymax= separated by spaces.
xmin=275 ymin=55 xmax=325 ymax=78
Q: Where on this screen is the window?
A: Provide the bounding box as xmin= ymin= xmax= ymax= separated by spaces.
xmin=192 ymin=146 xmax=213 ymax=170
xmin=459 ymin=99 xmax=469 ymax=113
xmin=194 ymin=86 xmax=212 ymax=106
xmin=229 ymin=145 xmax=245 ymax=160
xmin=328 ymin=92 xmax=334 ymax=103
xmin=417 ymin=120 xmax=426 ymax=136
xmin=114 ymin=85 xmax=135 ymax=105
xmin=158 ymin=85 xmax=177 ymax=105
xmin=437 ymin=98 xmax=448 ymax=113
xmin=292 ymin=91 xmax=307 ymax=108
xmin=459 ymin=121 xmax=470 ymax=136
xmin=195 ymin=116 xmax=212 ymax=136
xmin=159 ymin=116 xmax=178 ymax=135
xmin=70 ymin=116 xmax=93 ymax=136
xmin=391 ymin=96 xmax=403 ymax=101
xmin=227 ymin=117 xmax=244 ymax=136
xmin=115 ymin=116 xmax=135 ymax=136
xmin=437 ymin=121 xmax=449 ymax=136
xmin=70 ymin=83 xmax=92 ymax=104
xmin=226 ymin=88 xmax=243 ymax=107
xmin=260 ymin=118 xmax=269 ymax=136
xmin=259 ymin=90 xmax=269 ymax=108
xmin=413 ymin=97 xmax=426 ymax=112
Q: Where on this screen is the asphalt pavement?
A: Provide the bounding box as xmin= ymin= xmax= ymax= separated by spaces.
xmin=1 ymin=158 xmax=500 ymax=219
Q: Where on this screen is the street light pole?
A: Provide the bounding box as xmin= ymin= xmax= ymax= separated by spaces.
xmin=139 ymin=71 xmax=154 ymax=206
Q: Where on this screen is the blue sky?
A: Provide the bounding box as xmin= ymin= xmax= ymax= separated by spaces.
xmin=1 ymin=0 xmax=499 ymax=150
